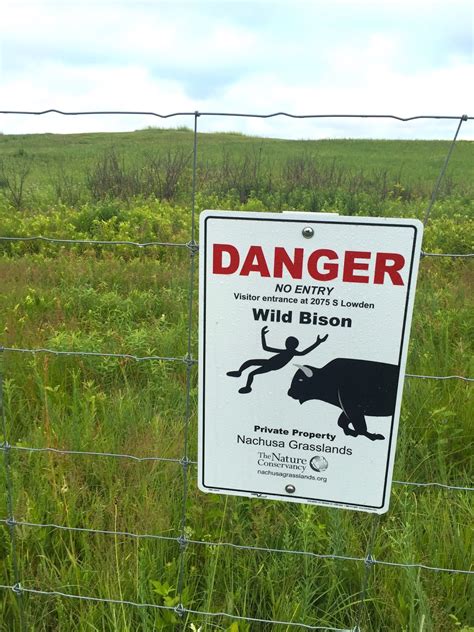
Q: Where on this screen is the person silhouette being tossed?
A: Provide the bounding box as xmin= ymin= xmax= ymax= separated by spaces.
xmin=227 ymin=326 xmax=328 ymax=393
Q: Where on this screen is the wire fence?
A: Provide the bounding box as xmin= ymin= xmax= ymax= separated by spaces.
xmin=0 ymin=110 xmax=472 ymax=631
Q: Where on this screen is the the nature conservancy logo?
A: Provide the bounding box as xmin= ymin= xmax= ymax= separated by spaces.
xmin=310 ymin=455 xmax=329 ymax=472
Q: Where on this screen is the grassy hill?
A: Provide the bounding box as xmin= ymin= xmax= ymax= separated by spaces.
xmin=0 ymin=129 xmax=473 ymax=207
xmin=1 ymin=127 xmax=473 ymax=181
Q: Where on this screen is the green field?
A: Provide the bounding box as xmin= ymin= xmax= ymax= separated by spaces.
xmin=0 ymin=129 xmax=473 ymax=631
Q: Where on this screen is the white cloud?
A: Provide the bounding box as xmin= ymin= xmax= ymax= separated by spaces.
xmin=1 ymin=0 xmax=472 ymax=138
xmin=2 ymin=3 xmax=262 ymax=71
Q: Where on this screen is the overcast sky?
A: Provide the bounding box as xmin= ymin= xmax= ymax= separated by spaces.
xmin=1 ymin=0 xmax=473 ymax=139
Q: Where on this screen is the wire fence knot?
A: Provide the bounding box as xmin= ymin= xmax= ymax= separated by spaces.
xmin=186 ymin=240 xmax=199 ymax=255
xmin=12 ymin=582 xmax=22 ymax=596
xmin=365 ymin=554 xmax=376 ymax=568
xmin=0 ymin=441 xmax=11 ymax=451
xmin=174 ymin=602 xmax=186 ymax=616
xmin=6 ymin=517 xmax=16 ymax=528
xmin=180 ymin=456 xmax=191 ymax=470
xmin=177 ymin=534 xmax=188 ymax=549
xmin=183 ymin=354 xmax=196 ymax=368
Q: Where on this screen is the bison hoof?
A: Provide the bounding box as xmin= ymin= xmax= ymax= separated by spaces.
xmin=238 ymin=386 xmax=252 ymax=394
xmin=368 ymin=433 xmax=385 ymax=441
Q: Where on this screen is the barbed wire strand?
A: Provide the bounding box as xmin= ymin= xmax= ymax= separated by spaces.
xmin=0 ymin=354 xmax=26 ymax=630
xmin=423 ymin=115 xmax=468 ymax=226
xmin=0 ymin=235 xmax=473 ymax=261
xmin=1 ymin=443 xmax=472 ymax=492
xmin=0 ymin=347 xmax=470 ymax=381
xmin=1 ymin=518 xmax=472 ymax=576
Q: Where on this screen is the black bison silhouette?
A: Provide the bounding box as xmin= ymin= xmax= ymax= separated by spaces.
xmin=288 ymin=352 xmax=399 ymax=441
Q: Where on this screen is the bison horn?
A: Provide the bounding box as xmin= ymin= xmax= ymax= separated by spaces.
xmin=294 ymin=364 xmax=314 ymax=378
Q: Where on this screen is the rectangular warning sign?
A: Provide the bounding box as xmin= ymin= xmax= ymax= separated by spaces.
xmin=198 ymin=210 xmax=423 ymax=513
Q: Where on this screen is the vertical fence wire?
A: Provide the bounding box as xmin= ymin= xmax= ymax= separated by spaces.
xmin=0 ymin=352 xmax=26 ymax=631
xmin=353 ymin=516 xmax=380 ymax=632
xmin=176 ymin=112 xmax=200 ymax=617
xmin=423 ymin=114 xmax=467 ymax=226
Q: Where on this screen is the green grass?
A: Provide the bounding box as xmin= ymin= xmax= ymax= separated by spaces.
xmin=1 ymin=129 xmax=473 ymax=212
xmin=1 ymin=128 xmax=473 ymax=184
xmin=0 ymin=129 xmax=473 ymax=631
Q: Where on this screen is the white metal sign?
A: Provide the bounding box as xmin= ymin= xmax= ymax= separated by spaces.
xmin=198 ymin=210 xmax=423 ymax=513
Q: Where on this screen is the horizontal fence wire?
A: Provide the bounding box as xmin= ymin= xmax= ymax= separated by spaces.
xmin=421 ymin=251 xmax=474 ymax=259
xmin=404 ymin=373 xmax=473 ymax=382
xmin=2 ymin=443 xmax=183 ymax=464
xmin=0 ymin=109 xmax=472 ymax=121
xmin=0 ymin=517 xmax=178 ymax=544
xmin=0 ymin=443 xmax=471 ymax=492
xmin=0 ymin=236 xmax=190 ymax=248
xmin=1 ymin=109 xmax=472 ymax=631
xmin=392 ymin=480 xmax=473 ymax=492
xmin=0 ymin=518 xmax=472 ymax=575
xmin=1 ymin=235 xmax=473 ymax=261
xmin=0 ymin=584 xmax=352 ymax=632
xmin=1 ymin=347 xmax=471 ymax=381
xmin=0 ymin=347 xmax=195 ymax=364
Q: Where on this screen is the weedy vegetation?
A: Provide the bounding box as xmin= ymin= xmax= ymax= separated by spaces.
xmin=0 ymin=128 xmax=472 ymax=631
